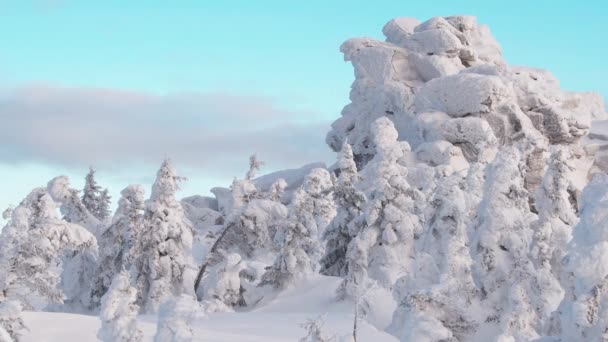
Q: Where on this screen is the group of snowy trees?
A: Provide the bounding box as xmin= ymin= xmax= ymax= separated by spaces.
xmin=94 ymin=160 xmax=199 ymax=341
xmin=0 ymin=152 xmax=342 ymax=341
xmin=4 ymin=118 xmax=606 ymax=341
xmin=196 ymin=154 xmax=336 ymax=310
xmin=318 ymin=116 xmax=608 ymax=342
xmin=0 ymin=161 xmax=201 ymax=341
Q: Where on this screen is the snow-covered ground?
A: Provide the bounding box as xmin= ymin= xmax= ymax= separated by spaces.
xmin=22 ymin=276 xmax=397 ymax=342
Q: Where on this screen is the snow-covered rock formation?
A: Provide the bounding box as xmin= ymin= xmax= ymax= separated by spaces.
xmin=327 ymin=15 xmax=604 ymax=193
xmin=326 ymin=15 xmax=607 ymax=342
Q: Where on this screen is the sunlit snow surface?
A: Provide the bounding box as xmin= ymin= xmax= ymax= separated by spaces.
xmin=22 ymin=276 xmax=397 ymax=342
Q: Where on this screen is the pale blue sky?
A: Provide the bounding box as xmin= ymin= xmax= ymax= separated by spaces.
xmin=0 ymin=0 xmax=606 ymax=216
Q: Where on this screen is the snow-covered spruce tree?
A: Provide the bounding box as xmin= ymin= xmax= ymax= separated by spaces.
xmin=344 ymin=117 xmax=421 ymax=293
xmin=194 ymin=156 xmax=288 ymax=310
xmin=97 ymin=189 xmax=112 ymax=222
xmin=47 ymin=175 xmax=100 ymax=235
xmin=212 ymin=156 xmax=268 ymax=257
xmin=0 ymin=188 xmax=97 ymax=310
xmin=154 ymin=294 xmax=201 ymax=342
xmin=556 ymin=174 xmax=608 ymax=341
xmin=2 ymin=206 xmax=13 ymax=221
xmin=199 ymin=253 xmax=244 ymax=312
xmin=300 ymin=315 xmax=336 ymax=342
xmin=470 ymin=147 xmax=542 ymax=341
xmin=81 ymin=168 xmax=112 ymax=222
xmin=531 ymin=147 xmax=578 ymax=334
xmin=321 ymin=142 xmax=365 ymax=277
xmin=97 ymin=270 xmax=142 ymax=342
xmin=91 ymin=185 xmax=146 ymax=308
xmin=47 ymin=176 xmax=100 ymax=311
xmin=389 ymin=176 xmax=478 ymax=341
xmin=0 ymin=208 xmax=25 ymax=303
xmin=0 ymin=300 xmax=26 ymax=342
xmin=266 ymin=178 xmax=288 ymax=202
xmin=82 ymin=167 xmax=102 ymax=217
xmin=260 ymin=188 xmax=321 ymax=289
xmin=138 ymin=160 xmax=195 ymax=313
xmin=204 ymin=155 xmax=287 ymax=260
xmin=260 ymin=168 xmax=334 ymax=289
xmin=246 ymin=154 xmax=264 ymax=181
xmin=222 ymin=183 xmax=269 ymax=256
xmin=301 ymin=168 xmax=336 ymax=245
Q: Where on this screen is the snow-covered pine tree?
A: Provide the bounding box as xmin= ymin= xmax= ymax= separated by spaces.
xmin=301 ymin=168 xmax=336 ymax=245
xmin=91 ymin=185 xmax=146 ymax=308
xmin=81 ymin=168 xmax=112 ymax=222
xmin=246 ymin=154 xmax=264 ymax=181
xmin=266 ymin=178 xmax=287 ymax=202
xmin=0 ymin=208 xmax=25 ymax=304
xmin=260 ymin=168 xmax=334 ymax=289
xmin=0 ymin=300 xmax=26 ymax=342
xmin=321 ymin=142 xmax=365 ymax=277
xmin=97 ymin=189 xmax=112 ymax=222
xmin=194 ymin=156 xmax=288 ymax=309
xmin=260 ymin=188 xmax=320 ymax=289
xmin=2 ymin=207 xmax=13 ymax=221
xmin=389 ymin=176 xmax=478 ymax=341
xmin=82 ymin=167 xmax=102 ymax=216
xmin=47 ymin=175 xmax=99 ymax=234
xmin=139 ymin=160 xmax=195 ymax=313
xmin=154 ymin=294 xmax=201 ymax=342
xmin=46 ymin=176 xmax=100 ymax=311
xmin=0 ymin=188 xmax=97 ymax=310
xmin=199 ymin=253 xmax=244 ymax=312
xmin=531 ymin=147 xmax=578 ymax=334
xmin=97 ymin=270 xmax=142 ymax=342
xmin=221 ymin=178 xmax=269 ymax=256
xmin=299 ymin=315 xmax=336 ymax=342
xmin=556 ymin=174 xmax=608 ymax=341
xmin=344 ymin=117 xmax=421 ymax=292
xmin=470 ymin=147 xmax=542 ymax=341
xmin=205 ymin=155 xmax=286 ymax=260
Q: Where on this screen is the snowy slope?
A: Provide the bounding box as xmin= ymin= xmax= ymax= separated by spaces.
xmin=22 ymin=276 xmax=397 ymax=342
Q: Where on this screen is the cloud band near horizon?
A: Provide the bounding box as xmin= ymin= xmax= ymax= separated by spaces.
xmin=0 ymin=84 xmax=336 ymax=179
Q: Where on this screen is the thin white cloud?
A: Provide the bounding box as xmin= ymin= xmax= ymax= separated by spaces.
xmin=0 ymin=84 xmax=335 ymax=178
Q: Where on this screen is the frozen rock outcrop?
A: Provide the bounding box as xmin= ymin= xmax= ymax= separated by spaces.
xmin=327 ymin=15 xmax=605 ymax=191
xmin=329 ymin=15 xmax=607 ymax=342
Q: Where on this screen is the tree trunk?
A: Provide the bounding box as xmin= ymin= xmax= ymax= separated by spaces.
xmin=353 ymin=300 xmax=358 ymax=342
xmin=194 ymin=225 xmax=232 ymax=292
